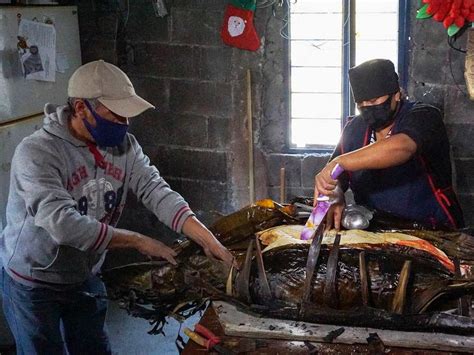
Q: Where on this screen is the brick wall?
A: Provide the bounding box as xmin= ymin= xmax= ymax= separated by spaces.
xmin=78 ymin=0 xmax=474 ymax=232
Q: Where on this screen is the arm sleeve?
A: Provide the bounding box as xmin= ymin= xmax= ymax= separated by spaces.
xmin=12 ymin=141 xmax=114 ymax=253
xmin=127 ymin=136 xmax=194 ymax=232
xmin=396 ymin=106 xmax=444 ymax=154
xmin=330 ymin=126 xmax=349 ymax=192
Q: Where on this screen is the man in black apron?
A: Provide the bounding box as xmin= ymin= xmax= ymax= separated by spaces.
xmin=315 ymin=59 xmax=464 ymax=230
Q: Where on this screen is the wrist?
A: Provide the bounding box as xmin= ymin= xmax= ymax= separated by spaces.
xmin=333 ymin=156 xmax=348 ymax=171
xmin=109 ymin=228 xmax=143 ymax=249
xmin=131 ymin=232 xmax=144 ymax=248
xmin=193 ymin=229 xmax=214 ymax=247
xmin=122 ymin=229 xmax=144 ymax=248
xmin=183 ymin=216 xmax=215 ymax=246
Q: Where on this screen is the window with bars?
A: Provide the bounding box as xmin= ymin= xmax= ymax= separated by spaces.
xmin=289 ymin=0 xmax=407 ymax=149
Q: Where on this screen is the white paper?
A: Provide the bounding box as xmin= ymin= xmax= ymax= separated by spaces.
xmin=56 ymin=52 xmax=69 ymax=73
xmin=17 ymin=19 xmax=56 ymax=82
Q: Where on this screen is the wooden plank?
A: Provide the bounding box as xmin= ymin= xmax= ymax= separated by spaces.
xmin=213 ymin=301 xmax=474 ymax=352
xmin=391 ymin=260 xmax=411 ymax=314
xmin=184 ymin=308 xmax=461 ymax=355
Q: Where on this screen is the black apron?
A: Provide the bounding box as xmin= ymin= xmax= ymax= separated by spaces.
xmin=339 ymin=101 xmax=464 ymax=229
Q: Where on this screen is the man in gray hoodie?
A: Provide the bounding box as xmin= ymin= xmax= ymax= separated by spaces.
xmin=0 ymin=60 xmax=235 ymax=354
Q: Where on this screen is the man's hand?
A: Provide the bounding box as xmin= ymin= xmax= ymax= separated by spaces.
xmin=135 ymin=235 xmax=178 ymax=265
xmin=108 ymin=228 xmax=178 ymax=265
xmin=314 ymin=159 xmax=345 ymax=230
xmin=314 ymin=160 xmax=340 ymax=202
xmin=201 ymin=236 xmax=236 ymax=268
xmin=325 ymin=201 xmax=345 ymax=231
xmin=182 ymin=216 xmax=238 ymax=269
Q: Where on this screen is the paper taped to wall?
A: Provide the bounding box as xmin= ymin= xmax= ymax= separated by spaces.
xmin=18 ymin=19 xmax=56 ymax=82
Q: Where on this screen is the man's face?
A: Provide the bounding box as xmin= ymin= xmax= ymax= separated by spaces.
xmin=86 ymin=101 xmax=129 ymax=126
xmin=71 ymin=99 xmax=129 ymax=143
xmin=356 ymin=91 xmax=401 ymax=131
xmin=357 ymin=91 xmax=400 ymax=111
xmin=357 ymin=94 xmax=390 ymax=108
xmin=73 ymin=99 xmax=128 ymax=126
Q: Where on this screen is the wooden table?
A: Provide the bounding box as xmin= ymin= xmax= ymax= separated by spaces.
xmin=182 ymin=306 xmax=471 ymax=354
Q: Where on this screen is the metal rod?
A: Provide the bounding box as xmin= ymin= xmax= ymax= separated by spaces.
xmin=342 ymin=0 xmax=356 ymax=123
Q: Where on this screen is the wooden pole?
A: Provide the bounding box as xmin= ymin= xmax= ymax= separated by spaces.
xmin=465 ymin=28 xmax=474 ymax=100
xmin=247 ymin=69 xmax=255 ymax=204
xmin=280 ymin=167 xmax=285 ymax=204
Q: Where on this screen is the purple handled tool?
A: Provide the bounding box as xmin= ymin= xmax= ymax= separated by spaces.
xmin=300 ymin=163 xmax=345 ymax=240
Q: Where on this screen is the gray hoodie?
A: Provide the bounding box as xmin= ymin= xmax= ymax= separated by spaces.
xmin=1 ymin=104 xmax=194 ymax=287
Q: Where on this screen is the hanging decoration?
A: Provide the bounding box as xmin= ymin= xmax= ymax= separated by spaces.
xmin=416 ymin=0 xmax=474 ymax=37
xmin=220 ymin=0 xmax=261 ymax=51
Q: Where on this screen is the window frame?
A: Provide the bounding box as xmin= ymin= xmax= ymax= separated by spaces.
xmin=287 ymin=0 xmax=411 ymax=153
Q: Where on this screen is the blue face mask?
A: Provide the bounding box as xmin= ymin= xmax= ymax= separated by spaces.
xmin=83 ymin=100 xmax=129 ymax=147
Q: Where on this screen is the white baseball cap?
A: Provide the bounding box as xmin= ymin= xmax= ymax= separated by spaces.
xmin=68 ymin=60 xmax=155 ymax=117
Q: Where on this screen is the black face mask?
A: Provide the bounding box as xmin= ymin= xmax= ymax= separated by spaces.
xmin=359 ymin=95 xmax=397 ymax=131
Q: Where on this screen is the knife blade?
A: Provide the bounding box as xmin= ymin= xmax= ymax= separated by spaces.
xmin=299 ymin=163 xmax=344 ymax=315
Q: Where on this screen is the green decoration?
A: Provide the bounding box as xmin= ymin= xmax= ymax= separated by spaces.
xmin=416 ymin=4 xmax=433 ymax=19
xmin=447 ymin=24 xmax=460 ymax=37
xmin=230 ymin=0 xmax=256 ymax=11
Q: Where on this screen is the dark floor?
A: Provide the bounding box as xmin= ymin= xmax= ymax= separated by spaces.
xmin=0 ymin=298 xmax=201 ymax=355
xmin=106 ymin=301 xmax=201 ymax=355
xmin=0 ymin=297 xmax=15 ymax=355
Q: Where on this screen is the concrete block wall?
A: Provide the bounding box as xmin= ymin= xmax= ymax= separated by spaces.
xmin=123 ymin=2 xmax=236 ymax=228
xmin=79 ymin=0 xmax=240 ymax=232
xmin=78 ymin=0 xmax=474 ymax=230
xmin=408 ymin=3 xmax=474 ymax=227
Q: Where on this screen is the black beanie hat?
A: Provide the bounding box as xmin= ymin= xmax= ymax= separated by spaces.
xmin=349 ymin=59 xmax=400 ymax=103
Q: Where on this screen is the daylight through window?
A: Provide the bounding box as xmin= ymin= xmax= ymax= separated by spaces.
xmin=290 ymin=0 xmax=400 ymax=148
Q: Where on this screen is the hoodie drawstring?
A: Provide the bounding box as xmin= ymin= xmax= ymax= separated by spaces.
xmin=87 ymin=143 xmax=106 ymax=169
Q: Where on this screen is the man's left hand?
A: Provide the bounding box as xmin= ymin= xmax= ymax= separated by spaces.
xmin=202 ymin=237 xmax=237 ymax=269
xmin=182 ymin=215 xmax=238 ymax=269
xmin=314 ymin=160 xmax=340 ymax=201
